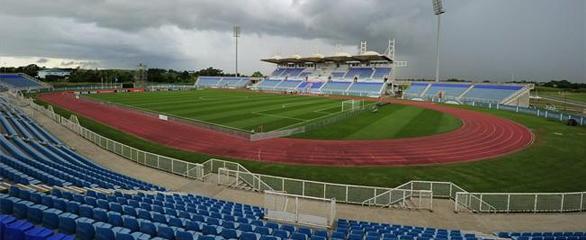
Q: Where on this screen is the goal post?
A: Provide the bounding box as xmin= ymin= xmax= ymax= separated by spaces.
xmin=341 ymin=99 xmax=364 ymax=112
xmin=264 ymin=190 xmax=336 ymax=228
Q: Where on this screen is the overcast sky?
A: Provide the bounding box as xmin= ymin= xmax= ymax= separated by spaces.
xmin=0 ymin=0 xmax=584 ymax=82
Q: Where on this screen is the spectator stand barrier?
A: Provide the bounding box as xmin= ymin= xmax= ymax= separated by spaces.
xmin=264 ymin=190 xmax=336 ymax=228
xmin=455 ymin=191 xmax=586 ymax=213
xmin=408 ymin=94 xmax=585 ymax=126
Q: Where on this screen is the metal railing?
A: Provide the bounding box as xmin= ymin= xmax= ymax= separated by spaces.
xmin=409 ymin=95 xmax=585 ymax=126
xmin=455 ymin=192 xmax=586 ymax=213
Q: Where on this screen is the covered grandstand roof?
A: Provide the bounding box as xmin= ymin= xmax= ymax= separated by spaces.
xmin=262 ymin=52 xmax=392 ymax=64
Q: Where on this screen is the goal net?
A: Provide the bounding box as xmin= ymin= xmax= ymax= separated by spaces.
xmin=264 ymin=191 xmax=336 ymax=228
xmin=341 ymin=100 xmax=364 ymax=112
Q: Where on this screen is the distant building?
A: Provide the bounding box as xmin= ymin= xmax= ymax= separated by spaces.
xmin=38 ymin=69 xmax=71 ymax=79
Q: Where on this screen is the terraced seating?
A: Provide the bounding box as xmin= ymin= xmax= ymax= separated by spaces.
xmin=1 ymin=187 xmax=328 ymax=240
xmin=422 ymin=84 xmax=470 ymax=99
xmin=196 ymin=77 xmax=223 ymax=88
xmin=255 ymin=79 xmax=282 ymax=91
xmin=271 ymin=68 xmax=286 ymax=77
xmin=296 ymin=82 xmax=325 ymax=93
xmin=320 ymin=82 xmax=352 ymax=95
xmin=346 ymin=82 xmax=385 ymax=97
xmin=345 ymin=68 xmax=373 ymax=79
xmin=0 ymin=101 xmax=164 ymax=191
xmin=0 ymin=213 xmax=73 ymax=240
xmin=0 ymin=73 xmax=44 ymax=89
xmin=218 ymin=77 xmax=250 ymax=88
xmin=372 ymin=68 xmax=391 ymax=79
xmin=461 ymin=85 xmax=523 ymax=103
xmin=331 ymin=72 xmax=346 ymax=78
xmin=403 ymin=83 xmax=429 ymax=98
xmin=273 ymin=80 xmax=303 ymax=91
xmin=497 ymin=232 xmax=586 ymax=240
xmin=0 ymin=101 xmax=62 ymax=145
xmin=335 ymin=219 xmax=482 ymax=240
xmin=280 ymin=68 xmax=305 ymax=78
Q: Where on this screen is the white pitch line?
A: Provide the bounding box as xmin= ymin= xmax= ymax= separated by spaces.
xmin=252 ymin=112 xmax=306 ymax=121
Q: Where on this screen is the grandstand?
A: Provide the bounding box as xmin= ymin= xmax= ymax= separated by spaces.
xmin=195 ymin=77 xmax=250 ymax=89
xmin=0 ymin=73 xmax=46 ymax=90
xmin=402 ymin=82 xmax=532 ymax=107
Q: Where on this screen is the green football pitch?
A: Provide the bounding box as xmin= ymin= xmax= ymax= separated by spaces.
xmin=86 ymin=89 xmax=461 ymax=140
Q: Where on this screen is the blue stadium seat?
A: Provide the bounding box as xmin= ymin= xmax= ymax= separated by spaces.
xmin=47 ymin=233 xmax=75 ymax=240
xmin=3 ymin=219 xmax=34 ymax=240
xmin=75 ymin=217 xmax=96 ymax=240
xmin=241 ymin=232 xmax=259 ymax=240
xmin=24 ymin=226 xmax=54 ymax=240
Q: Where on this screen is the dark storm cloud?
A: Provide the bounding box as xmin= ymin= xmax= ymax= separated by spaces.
xmin=0 ymin=0 xmax=583 ymax=82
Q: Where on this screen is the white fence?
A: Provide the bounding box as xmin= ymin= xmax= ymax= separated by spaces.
xmin=216 ymin=166 xmax=433 ymax=210
xmin=264 ymin=190 xmax=336 ymax=228
xmin=19 ymin=94 xmax=586 ymax=214
xmin=409 ymin=95 xmax=586 ymax=126
xmin=455 ymin=192 xmax=586 ymax=213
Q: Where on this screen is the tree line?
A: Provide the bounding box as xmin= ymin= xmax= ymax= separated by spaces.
xmin=0 ymin=64 xmax=264 ymax=83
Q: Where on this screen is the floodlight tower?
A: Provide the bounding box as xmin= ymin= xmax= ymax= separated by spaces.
xmin=432 ymin=0 xmax=445 ymax=82
xmin=233 ymin=25 xmax=240 ymax=77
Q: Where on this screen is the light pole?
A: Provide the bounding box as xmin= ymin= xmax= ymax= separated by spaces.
xmin=432 ymin=0 xmax=445 ymax=83
xmin=234 ymin=25 xmax=240 ymax=77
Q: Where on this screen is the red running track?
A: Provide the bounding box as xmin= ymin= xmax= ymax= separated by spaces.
xmin=40 ymin=92 xmax=534 ymax=166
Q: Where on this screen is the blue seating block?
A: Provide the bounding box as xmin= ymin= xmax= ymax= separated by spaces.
xmin=122 ymin=215 xmax=139 ymax=231
xmin=116 ymin=232 xmax=151 ymax=240
xmin=14 ymin=200 xmax=34 ymax=219
xmin=94 ymin=222 xmax=114 ymax=240
xmin=157 ymin=224 xmax=175 ymax=239
xmin=27 ymin=204 xmax=48 ymax=224
xmin=4 ymin=219 xmax=34 ymax=240
xmin=75 ymin=217 xmax=96 ymax=240
xmin=0 ymin=214 xmax=17 ymax=238
xmin=58 ymin=212 xmax=78 ymax=234
xmin=43 ymin=209 xmax=64 ymax=229
xmin=176 ymin=230 xmax=198 ymax=240
xmin=47 ymin=233 xmax=75 ymax=240
xmin=139 ymin=219 xmax=157 ymax=236
xmin=24 ymin=226 xmax=53 ymax=240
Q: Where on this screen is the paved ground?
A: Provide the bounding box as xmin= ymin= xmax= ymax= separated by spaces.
xmin=25 ymin=104 xmax=586 ymax=233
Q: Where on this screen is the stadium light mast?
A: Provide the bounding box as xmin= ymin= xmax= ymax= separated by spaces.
xmin=432 ymin=0 xmax=445 ymax=82
xmin=233 ymin=25 xmax=240 ymax=77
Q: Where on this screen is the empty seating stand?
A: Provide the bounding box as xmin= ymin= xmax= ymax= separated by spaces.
xmin=403 ymin=83 xmax=429 ymax=98
xmin=422 ymin=84 xmax=470 ymax=99
xmin=345 ymin=68 xmax=373 ymax=79
xmin=346 ymin=82 xmax=385 ymax=97
xmin=335 ymin=219 xmax=482 ymax=240
xmin=498 ymin=232 xmax=586 ymax=240
xmin=461 ymin=85 xmax=523 ymax=103
xmin=371 ymin=68 xmax=391 ymax=79
xmin=0 ymin=73 xmax=45 ymax=90
xmin=273 ymin=80 xmax=303 ymax=91
xmin=0 ymin=187 xmax=329 ymax=240
xmin=404 ymin=82 xmax=525 ymax=104
xmin=279 ymin=68 xmax=305 ymax=78
xmin=218 ymin=77 xmax=250 ymax=88
xmin=320 ymin=81 xmax=352 ymax=95
xmin=0 ymin=99 xmax=164 ymax=191
xmin=254 ymin=80 xmax=283 ymax=91
xmin=196 ymin=77 xmax=223 ymax=88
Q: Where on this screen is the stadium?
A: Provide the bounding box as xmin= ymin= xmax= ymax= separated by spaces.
xmin=0 ymin=0 xmax=586 ymax=239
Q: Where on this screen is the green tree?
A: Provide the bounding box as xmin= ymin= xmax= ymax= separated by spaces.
xmin=251 ymin=71 xmax=264 ymax=78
